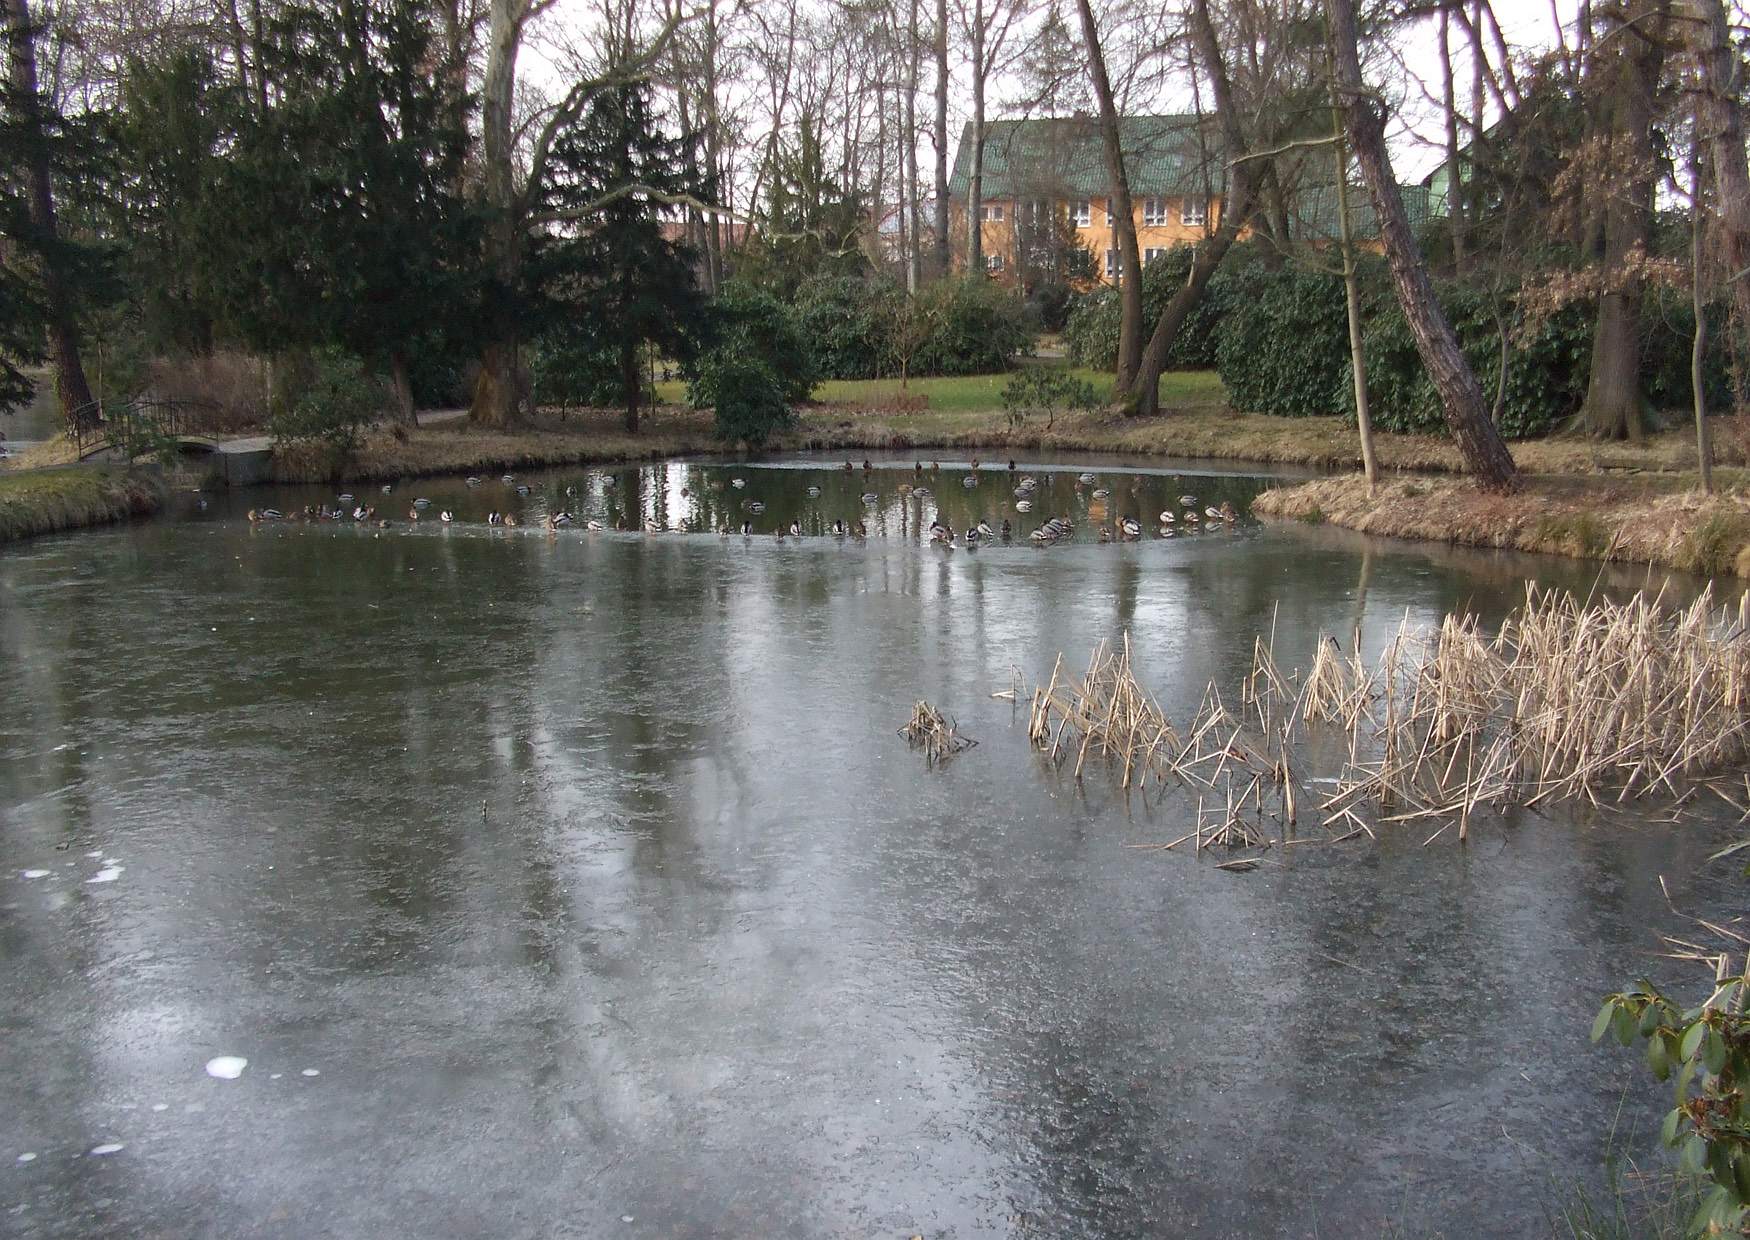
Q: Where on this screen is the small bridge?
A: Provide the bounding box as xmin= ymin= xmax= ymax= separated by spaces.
xmin=70 ymin=399 xmax=274 ymax=485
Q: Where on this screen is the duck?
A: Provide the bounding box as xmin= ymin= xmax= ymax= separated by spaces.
xmin=774 ymin=528 xmax=786 ymax=542
xmin=1078 ymin=471 xmax=1097 ymax=484
xmin=407 ymin=507 xmax=420 ymax=521
xmin=337 ymin=492 xmax=354 ymax=504
xmin=852 ymin=520 xmax=868 ymax=537
xmin=831 ymin=519 xmax=848 ymax=536
xmin=1179 ymin=494 xmax=1198 ymax=507
xmin=788 ymin=519 xmax=801 ymax=537
xmin=970 ymin=458 xmax=980 ymax=470
xmin=805 ymin=485 xmax=821 ymax=497
xmin=861 ymin=492 xmax=879 ymax=504
xmin=862 ymin=459 xmax=872 ymax=471
xmin=1205 ymin=506 xmax=1223 ymax=520
xmin=504 ymin=514 xmax=518 ymax=528
xmin=502 ymin=473 xmax=516 ymax=484
xmin=488 ymin=512 xmax=501 ymax=524
xmin=466 ymin=476 xmax=482 ymax=487
xmin=1220 ymin=501 xmax=1237 ymax=522
xmin=1015 ymin=499 xmax=1034 ymax=513
xmin=1118 ymin=515 xmax=1142 ymax=539
xmin=1007 ymin=459 xmax=1017 ymax=471
xmin=1098 ymin=526 xmax=1113 ymax=543
xmin=602 ymin=476 xmax=617 ymax=489
xmin=440 ymin=510 xmax=454 ymax=523
xmin=586 ymin=519 xmax=605 ymax=531
xmin=731 ymin=477 xmax=746 ymax=489
xmin=718 ymin=523 xmax=730 ymax=536
xmin=565 ymin=486 xmax=577 ymax=497
xmin=915 ymin=461 xmax=925 ymax=473
xmin=929 ymin=520 xmax=952 ymax=543
xmin=514 ymin=485 xmax=530 ymax=497
xmin=1184 ymin=509 xmax=1201 ymax=524
xmin=1029 ymin=525 xmax=1054 ymax=544
xmin=740 ymin=520 xmax=753 ymax=535
xmin=550 ymin=512 xmax=574 ymax=527
xmin=645 ymin=519 xmax=663 ymax=533
xmin=413 ymin=497 xmax=431 ymax=509
xmin=1158 ymin=510 xmax=1176 ymax=525
xmin=1000 ymin=519 xmax=1012 ymax=540
xmin=962 ymin=475 xmax=978 ymax=488
xmin=1092 ymin=487 xmax=1110 ymax=499
xmin=976 ymin=520 xmax=994 ymax=540
xmin=843 ymin=460 xmax=855 ymax=472
xmin=381 ymin=484 xmax=393 ymax=494
xmin=747 ymin=501 xmax=767 ymax=514
xmin=964 ymin=526 xmax=981 ymax=547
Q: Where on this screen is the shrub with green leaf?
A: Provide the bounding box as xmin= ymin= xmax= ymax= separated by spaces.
xmin=912 ymin=277 xmax=1033 ymax=377
xmin=1063 ymin=243 xmax=1256 ymax=373
xmin=268 ymin=349 xmax=382 ymax=465
xmin=793 ymin=274 xmax=900 ymax=380
xmin=695 ymin=351 xmax=794 ymax=448
xmin=701 ymin=282 xmax=817 ymax=404
xmin=1592 ymin=966 xmax=1750 ymax=1234
xmin=1001 ymin=366 xmax=1099 ymax=430
xmin=1214 ymin=264 xmax=1350 ymax=418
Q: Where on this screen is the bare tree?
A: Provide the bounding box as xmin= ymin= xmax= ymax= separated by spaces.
xmin=1073 ymin=0 xmax=1142 ymax=388
xmin=1327 ymin=0 xmax=1517 ymax=490
xmin=954 ymin=0 xmax=1027 ymax=276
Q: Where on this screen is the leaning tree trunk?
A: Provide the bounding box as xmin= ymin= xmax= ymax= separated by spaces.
xmin=4 ymin=0 xmax=96 ymax=433
xmin=388 ymin=348 xmax=417 ymax=427
xmin=1126 ymin=0 xmax=1257 ymax=418
xmin=1576 ymin=0 xmax=1668 ymax=441
xmin=470 ymin=0 xmax=526 ymax=428
xmin=1327 ymin=0 xmax=1516 ymax=491
xmin=1074 ymin=0 xmax=1142 ymax=389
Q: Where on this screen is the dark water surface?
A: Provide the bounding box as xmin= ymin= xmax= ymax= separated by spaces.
xmin=1 ymin=457 xmax=1742 ymax=1239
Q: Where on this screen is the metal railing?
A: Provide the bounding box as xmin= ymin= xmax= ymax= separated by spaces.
xmin=69 ymin=398 xmax=219 ymax=460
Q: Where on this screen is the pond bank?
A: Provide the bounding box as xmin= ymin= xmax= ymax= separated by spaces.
xmin=0 ymin=467 xmax=167 ymax=545
xmin=1252 ymin=472 xmax=1750 ymax=578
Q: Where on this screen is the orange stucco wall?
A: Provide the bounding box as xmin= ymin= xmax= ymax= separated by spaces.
xmin=951 ymin=194 xmax=1235 ymax=283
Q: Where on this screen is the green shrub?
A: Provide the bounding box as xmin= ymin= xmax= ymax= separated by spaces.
xmin=696 ymin=351 xmax=794 ymax=448
xmin=911 ymin=277 xmax=1032 ymax=376
xmin=529 ymin=333 xmax=623 ymax=412
xmin=699 ymin=282 xmax=817 ymax=405
xmin=793 ymin=274 xmax=900 ymax=380
xmin=1026 ymin=280 xmax=1074 ymax=334
xmin=268 ymin=349 xmax=381 ymax=464
xmin=1063 ymin=243 xmax=1257 ymax=372
xmin=1215 ymin=264 xmax=1350 ymax=417
xmin=1001 ymin=366 xmax=1099 ymax=429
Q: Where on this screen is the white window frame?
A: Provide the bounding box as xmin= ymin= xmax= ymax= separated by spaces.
xmin=1143 ymin=197 xmax=1167 ymax=226
xmin=1144 ymin=247 xmax=1166 ymax=265
xmin=984 ymin=253 xmax=1004 ymax=272
xmin=1073 ymin=199 xmax=1091 ymax=227
xmin=1181 ymin=196 xmax=1209 ymax=227
xmin=980 ymin=202 xmax=1005 ymax=222
xmin=1027 ymin=199 xmax=1051 ymax=226
xmin=1104 ymin=201 xmax=1114 ymax=227
xmin=1104 ymin=248 xmax=1119 ymax=280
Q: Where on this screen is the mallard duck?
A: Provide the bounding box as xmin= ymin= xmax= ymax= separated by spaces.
xmin=466 ymin=476 xmax=482 ymax=487
xmin=381 ymin=484 xmax=393 ymax=494
xmin=550 ymin=512 xmax=573 ymax=527
xmin=488 ymin=512 xmax=501 ymax=524
xmin=862 ymin=459 xmax=872 ymax=471
xmin=787 ymin=519 xmax=801 ymax=537
xmin=1029 ymin=525 xmax=1054 ymax=544
xmin=1098 ymin=526 xmax=1113 ymax=543
xmin=440 ymin=510 xmax=454 ymax=523
xmin=1205 ymin=506 xmax=1223 ymax=520
xmin=748 ymin=501 xmax=766 ymax=514
xmin=805 ymin=485 xmax=821 ymax=497
xmin=740 ymin=520 xmax=753 ymax=535
xmin=861 ymin=492 xmax=879 ymax=504
xmin=718 ymin=523 xmax=730 ymax=536
xmin=1220 ymin=502 xmax=1237 ymax=522
xmin=1000 ymin=519 xmax=1012 ymax=540
xmin=853 ymin=520 xmax=868 ymax=537
xmin=970 ymin=458 xmax=980 ymax=469
xmin=1092 ymin=487 xmax=1110 ymax=499
xmin=644 ymin=519 xmax=662 ymax=533
xmin=1158 ymin=510 xmax=1176 ymax=524
xmin=962 ymin=475 xmax=978 ymax=488
xmin=1078 ymin=471 xmax=1097 ymax=484
xmin=914 ymin=487 xmax=932 ymax=498
xmin=337 ymin=493 xmax=354 ymax=504
xmin=407 ymin=507 xmax=419 ymax=521
xmin=1118 ymin=515 xmax=1141 ymax=539
xmin=929 ymin=520 xmax=952 ymax=542
xmin=504 ymin=514 xmax=518 ymax=528
xmin=413 ymin=497 xmax=431 ymax=509
xmin=964 ymin=526 xmax=981 ymax=547
xmin=1007 ymin=459 xmax=1017 ymax=471
xmin=586 ymin=519 xmax=605 ymax=531
xmin=976 ymin=520 xmax=994 ymax=539
xmin=1015 ymin=499 xmax=1034 ymax=512
xmin=1183 ymin=509 xmax=1200 ymax=524
xmin=831 ymin=519 xmax=848 ymax=536
xmin=843 ymin=460 xmax=855 ymax=472
xmin=731 ymin=478 xmax=746 ymax=489
xmin=602 ymin=476 xmax=617 ymax=488
xmin=774 ymin=528 xmax=786 ymax=542
xmin=1179 ymin=494 xmax=1197 ymax=507
xmin=914 ymin=461 xmax=925 ymax=473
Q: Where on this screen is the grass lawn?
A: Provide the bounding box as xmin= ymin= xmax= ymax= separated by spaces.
xmin=653 ymin=366 xmax=1226 ymax=415
xmin=0 ymin=466 xmax=165 ymax=544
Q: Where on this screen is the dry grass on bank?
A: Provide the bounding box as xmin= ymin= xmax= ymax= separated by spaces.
xmin=0 ymin=467 xmax=166 ymax=545
xmin=1252 ymin=470 xmax=1750 ymax=578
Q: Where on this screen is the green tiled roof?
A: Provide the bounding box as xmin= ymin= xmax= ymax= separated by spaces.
xmin=946 ymin=115 xmax=1221 ymax=201
xmin=1290 ymin=180 xmax=1437 ymax=241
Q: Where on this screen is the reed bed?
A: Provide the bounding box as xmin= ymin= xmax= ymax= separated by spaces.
xmin=1031 ymin=585 xmax=1750 ymax=862
xmin=899 ymin=700 xmax=977 ymax=765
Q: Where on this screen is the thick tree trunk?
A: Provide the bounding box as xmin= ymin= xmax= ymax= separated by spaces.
xmin=388 ymin=349 xmax=417 ymax=427
xmin=1692 ymin=0 xmax=1750 ymax=410
xmin=621 ymin=339 xmax=640 ymax=434
xmin=5 ymin=0 xmax=97 ymax=433
xmin=905 ymin=0 xmax=923 ymax=294
xmin=1333 ymin=105 xmax=1377 ymax=495
xmin=471 ymin=0 xmax=525 ymax=428
xmin=1328 ymin=0 xmax=1516 ymax=491
xmin=932 ymin=0 xmax=949 ymax=277
xmin=965 ymin=16 xmax=984 ymax=277
xmin=1073 ymin=0 xmax=1142 ymax=389
xmin=1576 ymin=0 xmax=1667 ymax=440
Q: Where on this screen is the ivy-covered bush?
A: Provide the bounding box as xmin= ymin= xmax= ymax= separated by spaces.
xmin=529 ymin=333 xmax=623 ymax=412
xmin=695 ymin=351 xmax=794 ymax=447
xmin=1214 ymin=264 xmax=1350 ymax=417
xmin=701 ymin=281 xmax=818 ymax=404
xmin=793 ymin=275 xmax=901 ymax=380
xmin=1063 ymin=242 xmax=1259 ymax=373
xmin=268 ymin=348 xmax=382 ymax=465
xmin=911 ymin=277 xmax=1033 ymax=376
xmin=790 ymin=274 xmax=1032 ymax=380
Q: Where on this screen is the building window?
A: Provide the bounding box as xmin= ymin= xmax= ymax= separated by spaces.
xmin=1181 ymin=196 xmax=1208 ymax=226
xmin=1144 ymin=247 xmax=1166 ymax=265
xmin=1143 ymin=197 xmax=1167 ymax=226
xmin=1073 ymin=199 xmax=1091 ymax=227
xmin=1105 ymin=201 xmax=1114 ymax=227
xmin=980 ymin=203 xmax=1005 ymax=222
xmin=1104 ymin=248 xmax=1118 ymax=279
xmin=1027 ymin=199 xmax=1051 ymax=226
xmin=984 ymin=253 xmax=1004 ymax=272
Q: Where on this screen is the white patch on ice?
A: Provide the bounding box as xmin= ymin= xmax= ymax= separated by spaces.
xmin=150 ymin=1104 xmax=167 ymax=1113
xmin=205 ymin=1056 xmax=247 ymax=1080
xmin=86 ymin=867 xmax=122 ymax=884
xmin=183 ymin=1103 xmax=204 ymax=1114
xmin=300 ymin=1069 xmax=319 ymax=1077
xmin=85 ymin=851 xmax=102 ymax=859
xmin=21 ymin=870 xmax=49 ymax=879
xmin=15 ymin=1153 xmax=35 ymax=1164
xmin=269 ymin=1073 xmax=282 ymax=1080
xmin=88 ymin=1144 xmax=124 ymax=1156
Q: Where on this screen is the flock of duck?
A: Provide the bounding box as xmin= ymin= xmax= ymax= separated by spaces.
xmin=245 ymin=462 xmax=1241 ymax=546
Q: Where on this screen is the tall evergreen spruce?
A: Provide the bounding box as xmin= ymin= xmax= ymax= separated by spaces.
xmin=532 ymin=82 xmax=706 ymax=433
xmin=219 ymin=0 xmax=474 ymax=422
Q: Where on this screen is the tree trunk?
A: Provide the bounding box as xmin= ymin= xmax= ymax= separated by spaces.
xmin=1327 ymin=0 xmax=1516 ymax=491
xmin=471 ymin=0 xmax=525 ymax=428
xmin=932 ymin=0 xmax=949 ymax=277
xmin=905 ymin=0 xmax=923 ymax=294
xmin=389 ymin=349 xmax=417 ymax=427
xmin=4 ymin=0 xmax=96 ymax=433
xmin=1693 ymin=136 xmax=1713 ymax=495
xmin=1576 ymin=0 xmax=1667 ymax=440
xmin=965 ymin=14 xmax=984 ymax=277
xmin=1332 ymin=91 xmax=1376 ymax=495
xmin=1439 ymin=8 xmax=1465 ymax=275
xmin=621 ymin=339 xmax=640 ymax=434
xmin=1126 ymin=0 xmax=1258 ymax=417
xmin=1691 ymin=0 xmax=1750 ymax=416
xmin=1073 ymin=0 xmax=1142 ymax=389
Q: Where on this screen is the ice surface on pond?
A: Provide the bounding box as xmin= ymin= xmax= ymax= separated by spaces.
xmin=86 ymin=866 xmax=122 ymax=883
xmin=16 ymin=1153 xmax=35 ymax=1163
xmin=205 ymin=1056 xmax=248 ymax=1080
xmin=88 ymin=1143 xmax=124 ymax=1156
xmin=300 ymin=1069 xmax=320 ymax=1077
xmin=21 ymin=870 xmax=48 ymax=879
